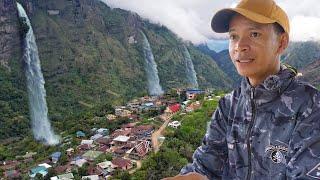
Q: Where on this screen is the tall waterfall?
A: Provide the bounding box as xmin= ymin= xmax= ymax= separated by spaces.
xmin=182 ymin=45 xmax=198 ymax=89
xmin=17 ymin=3 xmax=60 ymax=145
xmin=141 ymin=31 xmax=164 ymax=96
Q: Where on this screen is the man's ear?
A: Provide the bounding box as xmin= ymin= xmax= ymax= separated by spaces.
xmin=277 ymin=32 xmax=289 ymax=55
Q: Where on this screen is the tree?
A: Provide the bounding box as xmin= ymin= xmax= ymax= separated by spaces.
xmin=59 ymin=153 xmax=68 ymax=165
xmin=113 ymin=170 xmax=131 ymax=180
xmin=45 ymin=168 xmax=56 ymax=180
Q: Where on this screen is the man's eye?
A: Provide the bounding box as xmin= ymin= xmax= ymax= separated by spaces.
xmin=250 ymin=32 xmax=260 ymax=38
xmin=229 ymin=34 xmax=237 ymax=40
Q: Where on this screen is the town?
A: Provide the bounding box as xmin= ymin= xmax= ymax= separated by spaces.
xmin=0 ymin=88 xmax=222 ymax=179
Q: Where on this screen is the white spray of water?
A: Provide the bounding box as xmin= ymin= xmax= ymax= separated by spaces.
xmin=182 ymin=45 xmax=198 ymax=89
xmin=140 ymin=31 xmax=164 ymax=96
xmin=17 ymin=3 xmax=60 ymax=145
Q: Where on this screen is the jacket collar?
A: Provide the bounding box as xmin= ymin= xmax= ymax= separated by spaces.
xmin=240 ymin=64 xmax=297 ymax=105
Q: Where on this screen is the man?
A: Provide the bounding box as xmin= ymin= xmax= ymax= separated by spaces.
xmin=165 ymin=0 xmax=320 ymax=179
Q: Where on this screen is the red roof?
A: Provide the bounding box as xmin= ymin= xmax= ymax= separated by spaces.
xmin=4 ymin=170 xmax=20 ymax=178
xmin=112 ymin=158 xmax=131 ymax=168
xmin=133 ymin=141 xmax=150 ymax=157
xmin=78 ymin=144 xmax=91 ymax=150
xmin=131 ymin=125 xmax=154 ymax=135
xmin=96 ymin=137 xmax=112 ymax=145
xmin=121 ymin=123 xmax=136 ymax=129
xmin=169 ymin=104 xmax=181 ymax=113
xmin=111 ymin=129 xmax=131 ymax=138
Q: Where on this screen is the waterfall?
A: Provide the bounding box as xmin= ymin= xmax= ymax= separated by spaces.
xmin=140 ymin=31 xmax=164 ymax=96
xmin=17 ymin=3 xmax=60 ymax=145
xmin=182 ymin=45 xmax=198 ymax=89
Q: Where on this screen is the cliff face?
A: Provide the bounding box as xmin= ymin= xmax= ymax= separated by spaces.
xmin=0 ymin=0 xmax=21 ymax=70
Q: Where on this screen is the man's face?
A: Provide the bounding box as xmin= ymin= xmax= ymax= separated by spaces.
xmin=228 ymin=14 xmax=283 ymax=85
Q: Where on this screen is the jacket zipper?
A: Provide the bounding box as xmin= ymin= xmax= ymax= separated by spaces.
xmin=246 ymin=87 xmax=256 ymax=180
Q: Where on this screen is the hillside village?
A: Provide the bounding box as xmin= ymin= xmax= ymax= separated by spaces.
xmin=0 ymin=89 xmax=221 ymax=179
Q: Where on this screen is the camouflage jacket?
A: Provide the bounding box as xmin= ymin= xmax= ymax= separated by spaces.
xmin=181 ymin=65 xmax=320 ymax=180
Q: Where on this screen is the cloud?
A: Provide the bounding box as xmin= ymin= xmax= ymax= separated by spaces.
xmin=100 ymin=0 xmax=320 ymax=44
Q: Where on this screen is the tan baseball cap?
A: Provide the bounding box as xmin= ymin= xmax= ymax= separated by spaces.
xmin=211 ymin=0 xmax=290 ymax=34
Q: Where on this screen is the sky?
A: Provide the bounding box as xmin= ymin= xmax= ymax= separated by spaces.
xmin=100 ymin=0 xmax=320 ymax=44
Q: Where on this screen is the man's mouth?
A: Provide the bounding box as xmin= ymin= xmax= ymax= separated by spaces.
xmin=236 ymin=58 xmax=254 ymax=63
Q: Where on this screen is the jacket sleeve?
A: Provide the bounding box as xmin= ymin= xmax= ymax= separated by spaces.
xmin=286 ymin=92 xmax=320 ymax=179
xmin=180 ymin=99 xmax=229 ymax=179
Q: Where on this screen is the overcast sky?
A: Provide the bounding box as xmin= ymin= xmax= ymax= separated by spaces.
xmin=100 ymin=0 xmax=320 ymax=44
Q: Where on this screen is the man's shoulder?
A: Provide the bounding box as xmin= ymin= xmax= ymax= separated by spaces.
xmin=289 ymin=78 xmax=320 ymax=97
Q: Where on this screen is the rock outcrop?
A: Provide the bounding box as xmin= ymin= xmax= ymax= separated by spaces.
xmin=0 ymin=0 xmax=22 ymax=70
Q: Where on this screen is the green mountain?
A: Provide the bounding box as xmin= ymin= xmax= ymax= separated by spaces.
xmin=0 ymin=0 xmax=232 ymax=140
xmin=197 ymin=44 xmax=241 ymax=86
xmin=282 ymin=41 xmax=320 ymax=69
xmin=282 ymin=41 xmax=320 ymax=87
xmin=299 ymin=60 xmax=320 ymax=88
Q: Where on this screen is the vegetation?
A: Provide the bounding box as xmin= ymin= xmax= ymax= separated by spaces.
xmin=131 ymin=99 xmax=219 ymax=179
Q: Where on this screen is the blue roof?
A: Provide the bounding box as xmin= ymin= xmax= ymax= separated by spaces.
xmin=186 ymin=89 xmax=205 ymax=94
xmin=51 ymin=152 xmax=62 ymax=158
xmin=76 ymin=131 xmax=86 ymax=137
xmin=30 ymin=166 xmax=47 ymax=174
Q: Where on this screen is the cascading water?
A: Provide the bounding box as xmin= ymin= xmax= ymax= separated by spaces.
xmin=182 ymin=45 xmax=198 ymax=89
xmin=17 ymin=3 xmax=60 ymax=145
xmin=140 ymin=31 xmax=164 ymax=96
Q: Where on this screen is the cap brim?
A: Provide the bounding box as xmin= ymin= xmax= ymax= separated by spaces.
xmin=211 ymin=8 xmax=276 ymax=33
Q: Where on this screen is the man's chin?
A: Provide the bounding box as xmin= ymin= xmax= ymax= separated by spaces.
xmin=235 ymin=69 xmax=254 ymax=78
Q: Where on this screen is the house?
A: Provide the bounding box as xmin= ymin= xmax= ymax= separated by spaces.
xmin=82 ymin=151 xmax=103 ymax=161
xmin=71 ymin=157 xmax=87 ymax=167
xmin=4 ymin=170 xmax=21 ymax=179
xmin=47 ymin=10 xmax=60 ymax=15
xmin=113 ymin=147 xmax=127 ymax=157
xmin=66 ymin=148 xmax=75 ymax=156
xmin=50 ymin=152 xmax=62 ymax=164
xmin=131 ymin=125 xmax=154 ymax=138
xmin=112 ymin=135 xmax=130 ymax=146
xmin=81 ymin=140 xmax=94 ymax=145
xmin=168 ymin=121 xmax=181 ymax=129
xmin=128 ymin=35 xmax=137 ymax=44
xmin=76 ymin=131 xmax=86 ymax=138
xmin=110 ymin=129 xmax=131 ymax=138
xmin=97 ymin=161 xmax=114 ymax=175
xmin=95 ymin=137 xmax=112 ymax=146
xmin=111 ymin=158 xmax=132 ymax=170
xmin=128 ymin=141 xmax=151 ymax=160
xmin=121 ymin=123 xmax=136 ymax=129
xmin=96 ymin=128 xmax=109 ymax=136
xmin=165 ymin=104 xmax=181 ymax=114
xmin=82 ymin=175 xmax=99 ymax=180
xmin=78 ymin=144 xmax=92 ymax=151
xmin=38 ymin=163 xmax=52 ymax=169
xmin=97 ymin=161 xmax=112 ymax=168
xmin=29 ymin=165 xmax=48 ymax=178
xmin=90 ymin=134 xmax=103 ymax=141
xmin=186 ymin=89 xmax=205 ymax=100
xmin=186 ymin=101 xmax=201 ymax=112
xmin=50 ymin=173 xmax=74 ymax=180
xmin=97 ymin=161 xmax=113 ymax=170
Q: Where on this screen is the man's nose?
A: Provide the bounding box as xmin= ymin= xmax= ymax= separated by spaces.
xmin=235 ymin=37 xmax=250 ymax=52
